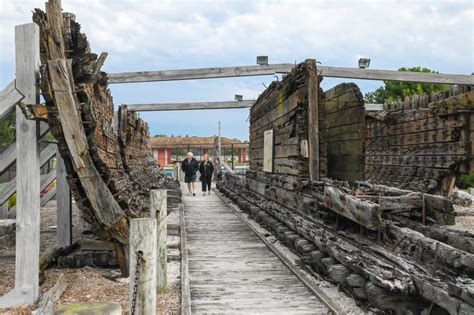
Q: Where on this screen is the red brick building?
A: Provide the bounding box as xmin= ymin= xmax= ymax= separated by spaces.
xmin=150 ymin=136 xmax=248 ymax=167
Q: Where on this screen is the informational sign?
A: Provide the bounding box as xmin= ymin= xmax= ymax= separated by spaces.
xmin=263 ymin=129 xmax=274 ymax=173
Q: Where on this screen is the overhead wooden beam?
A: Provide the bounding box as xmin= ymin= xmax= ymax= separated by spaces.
xmin=108 ymin=64 xmax=473 ymax=85
xmin=126 ymin=100 xmax=254 ymax=112
xmin=318 ymin=66 xmax=473 ymax=85
xmin=0 ymin=80 xmax=24 ymax=120
xmin=107 ymin=64 xmax=294 ymax=83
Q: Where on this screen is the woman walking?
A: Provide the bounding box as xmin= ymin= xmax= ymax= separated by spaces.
xmin=199 ymin=153 xmax=214 ymax=196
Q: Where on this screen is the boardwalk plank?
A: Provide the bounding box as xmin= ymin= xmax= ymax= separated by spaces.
xmin=183 ymin=183 xmax=328 ymax=314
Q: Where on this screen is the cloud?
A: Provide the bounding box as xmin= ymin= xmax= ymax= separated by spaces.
xmin=1 ymin=0 xmax=472 ymax=140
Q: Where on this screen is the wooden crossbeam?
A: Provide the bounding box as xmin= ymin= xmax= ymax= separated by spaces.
xmin=318 ymin=66 xmax=473 ymax=85
xmin=0 ymin=80 xmax=24 ymax=120
xmin=108 ymin=64 xmax=473 ymax=85
xmin=108 ymin=64 xmax=293 ymax=83
xmin=126 ymin=100 xmax=254 ymax=112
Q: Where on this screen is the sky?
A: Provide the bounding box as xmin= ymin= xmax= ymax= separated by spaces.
xmin=1 ymin=0 xmax=473 ymax=141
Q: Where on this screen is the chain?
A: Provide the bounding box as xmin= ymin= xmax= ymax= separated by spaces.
xmin=130 ymin=250 xmax=144 ymax=315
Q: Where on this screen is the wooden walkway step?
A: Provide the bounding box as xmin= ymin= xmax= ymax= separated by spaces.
xmin=181 ymin=184 xmax=330 ymax=314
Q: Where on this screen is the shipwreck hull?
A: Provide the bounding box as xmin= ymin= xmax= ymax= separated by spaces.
xmin=28 ymin=0 xmax=181 ymax=273
xmin=217 ymin=61 xmax=474 ymax=314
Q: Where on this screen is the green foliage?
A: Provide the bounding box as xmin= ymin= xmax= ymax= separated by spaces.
xmin=363 ymin=67 xmax=449 ymax=103
xmin=0 ymin=112 xmax=16 ymax=147
xmin=8 ymin=192 xmax=16 ymax=209
xmin=459 ymin=173 xmax=474 ymax=189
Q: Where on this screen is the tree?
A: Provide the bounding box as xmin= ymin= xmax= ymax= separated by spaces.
xmin=363 ymin=67 xmax=449 ymax=103
xmin=0 ymin=112 xmax=16 ymax=148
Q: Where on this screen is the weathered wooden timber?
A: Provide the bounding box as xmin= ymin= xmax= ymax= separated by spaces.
xmin=249 ymin=60 xmax=327 ymax=178
xmin=221 ymin=68 xmax=474 ymax=313
xmin=218 ymin=174 xmax=474 ymax=314
xmin=365 ymin=88 xmax=473 ymax=195
xmin=26 ymin=0 xmax=181 ymax=274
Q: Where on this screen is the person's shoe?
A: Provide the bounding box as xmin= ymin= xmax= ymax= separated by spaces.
xmin=193 ymin=193 xmax=196 ymax=196
xmin=203 ymin=192 xmax=206 ymax=196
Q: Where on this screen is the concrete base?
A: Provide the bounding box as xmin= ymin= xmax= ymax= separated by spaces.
xmin=0 ymin=287 xmax=36 ymax=309
xmin=55 ymin=302 xmax=122 ymax=315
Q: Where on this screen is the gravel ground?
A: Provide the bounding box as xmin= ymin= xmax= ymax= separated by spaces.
xmin=1 ymin=194 xmax=473 ymax=314
xmin=0 ymin=200 xmax=181 ymax=314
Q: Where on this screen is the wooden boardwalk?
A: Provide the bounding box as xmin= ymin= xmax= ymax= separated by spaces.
xmin=182 ymin=184 xmax=330 ymax=314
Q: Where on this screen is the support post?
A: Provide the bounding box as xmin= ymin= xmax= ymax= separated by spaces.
xmin=150 ymin=189 xmax=168 ymax=293
xmin=306 ymin=59 xmax=320 ymax=181
xmin=129 ymin=218 xmax=157 ymax=315
xmin=0 ymin=23 xmax=41 ymax=307
xmin=56 ymin=147 xmax=72 ymax=246
xmin=231 ymin=144 xmax=235 ymax=170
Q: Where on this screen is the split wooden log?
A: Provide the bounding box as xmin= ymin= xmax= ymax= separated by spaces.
xmin=219 ymin=174 xmax=474 ymax=313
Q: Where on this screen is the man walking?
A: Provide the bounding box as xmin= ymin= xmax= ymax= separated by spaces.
xmin=181 ymin=152 xmax=199 ymax=196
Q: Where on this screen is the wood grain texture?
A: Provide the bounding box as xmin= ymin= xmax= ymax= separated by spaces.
xmin=0 ymin=80 xmax=24 ymax=120
xmin=129 ymin=218 xmax=157 ymax=315
xmin=14 ymin=22 xmax=41 ymax=304
xmin=183 ymin=184 xmax=329 ymax=314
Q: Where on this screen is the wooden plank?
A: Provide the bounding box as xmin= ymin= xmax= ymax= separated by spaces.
xmin=182 ymin=184 xmax=329 ymax=314
xmin=150 ymin=189 xmax=168 ymax=293
xmin=56 ymin=146 xmax=72 ymax=246
xmin=306 ymin=59 xmax=319 ymax=181
xmin=0 ymin=143 xmax=57 ymax=205
xmin=0 ymin=80 xmax=24 ymax=121
xmin=31 ymin=273 xmax=66 ymax=315
xmin=108 ymin=64 xmax=472 ymax=85
xmin=15 ymin=22 xmax=40 ymax=306
xmin=126 ymin=100 xmax=254 ymax=112
xmin=0 ymin=122 xmax=49 ymax=174
xmin=318 ymin=66 xmax=474 ymax=85
xmin=263 ymin=129 xmax=274 ymax=173
xmin=108 ymin=64 xmax=295 ymax=83
xmin=129 ymin=218 xmax=157 ymax=315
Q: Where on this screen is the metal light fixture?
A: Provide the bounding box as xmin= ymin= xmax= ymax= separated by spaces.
xmin=358 ymin=58 xmax=371 ymax=69
xmin=234 ymin=94 xmax=243 ymax=101
xmin=257 ymin=56 xmax=268 ymax=66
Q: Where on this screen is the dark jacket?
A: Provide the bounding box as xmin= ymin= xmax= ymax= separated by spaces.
xmin=181 ymin=158 xmax=199 ymax=176
xmin=199 ymin=161 xmax=214 ymax=180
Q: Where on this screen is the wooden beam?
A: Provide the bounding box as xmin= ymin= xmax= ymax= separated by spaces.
xmin=108 ymin=64 xmax=294 ymax=83
xmin=0 ymin=144 xmax=57 ymax=205
xmin=150 ymin=189 xmax=167 ymax=293
xmin=0 ymin=80 xmax=24 ymax=121
xmin=56 ymin=147 xmax=72 ymax=247
xmin=126 ymin=100 xmax=254 ymax=112
xmin=0 ymin=122 xmax=49 ymax=174
xmin=306 ymin=59 xmax=320 ymax=181
xmin=129 ymin=218 xmax=157 ymax=315
xmin=108 ymin=64 xmax=472 ymax=85
xmin=2 ymin=23 xmax=41 ymax=308
xmin=318 ymin=66 xmax=473 ymax=85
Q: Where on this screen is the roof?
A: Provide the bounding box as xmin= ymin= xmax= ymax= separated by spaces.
xmin=150 ymin=136 xmax=248 ymax=149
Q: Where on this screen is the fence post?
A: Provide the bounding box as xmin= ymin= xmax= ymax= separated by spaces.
xmin=56 ymin=147 xmax=72 ymax=246
xmin=129 ymin=218 xmax=157 ymax=315
xmin=15 ymin=22 xmax=41 ymax=304
xmin=150 ymin=189 xmax=168 ymax=293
